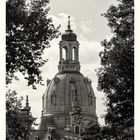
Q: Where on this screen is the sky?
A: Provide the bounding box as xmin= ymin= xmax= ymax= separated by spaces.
xmin=7 ymin=0 xmax=119 ymax=126
xmin=0 ymin=0 xmax=140 ymax=139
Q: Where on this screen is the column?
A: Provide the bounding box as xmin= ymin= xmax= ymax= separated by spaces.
xmin=60 ymin=46 xmax=62 ymax=61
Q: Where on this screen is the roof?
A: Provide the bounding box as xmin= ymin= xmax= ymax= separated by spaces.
xmin=62 ymin=29 xmax=77 ymax=41
xmin=43 ymin=72 xmax=96 ymax=116
xmin=39 ymin=115 xmax=56 ymax=130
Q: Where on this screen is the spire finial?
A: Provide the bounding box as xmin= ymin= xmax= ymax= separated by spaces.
xmin=68 ymin=16 xmax=71 ymax=30
xmin=26 ymin=95 xmax=29 ymax=107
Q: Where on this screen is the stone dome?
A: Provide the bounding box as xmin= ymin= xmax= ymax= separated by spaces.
xmin=43 ymin=72 xmax=97 ymax=128
xmin=42 ymin=72 xmax=97 ymax=129
xmin=61 ymin=29 xmax=77 ymax=41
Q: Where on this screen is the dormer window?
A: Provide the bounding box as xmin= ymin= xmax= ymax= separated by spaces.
xmin=74 ymin=125 xmax=80 ymax=134
xmin=50 ymin=91 xmax=56 ymax=105
xmin=88 ymin=94 xmax=93 ymax=105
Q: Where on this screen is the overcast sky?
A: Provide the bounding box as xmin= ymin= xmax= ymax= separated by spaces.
xmin=7 ymin=0 xmax=118 ymax=126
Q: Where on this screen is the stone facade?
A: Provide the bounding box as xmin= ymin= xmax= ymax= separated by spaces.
xmin=30 ymin=17 xmax=98 ymax=140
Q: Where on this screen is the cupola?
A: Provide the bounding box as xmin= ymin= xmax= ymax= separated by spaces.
xmin=61 ymin=16 xmax=77 ymax=41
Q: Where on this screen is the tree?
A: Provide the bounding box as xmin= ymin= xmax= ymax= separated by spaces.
xmin=81 ymin=124 xmax=102 ymax=140
xmin=97 ymin=0 xmax=134 ymax=139
xmin=6 ymin=90 xmax=35 ymax=140
xmin=6 ymin=0 xmax=60 ymax=88
xmin=6 ymin=90 xmax=23 ymax=139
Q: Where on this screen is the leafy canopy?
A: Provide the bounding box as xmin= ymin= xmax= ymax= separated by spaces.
xmin=6 ymin=90 xmax=23 ymax=139
xmin=97 ymin=0 xmax=134 ymax=139
xmin=6 ymin=0 xmax=60 ymax=88
xmin=6 ymin=90 xmax=35 ymax=139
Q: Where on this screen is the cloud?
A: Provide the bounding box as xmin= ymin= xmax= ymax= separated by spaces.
xmin=79 ymin=40 xmax=102 ymax=65
xmin=80 ymin=20 xmax=93 ymax=34
xmin=50 ymin=13 xmax=77 ymax=32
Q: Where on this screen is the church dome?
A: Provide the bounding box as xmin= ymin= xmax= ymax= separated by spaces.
xmin=61 ymin=29 xmax=77 ymax=41
xmin=43 ymin=72 xmax=96 ymax=117
xmin=40 ymin=16 xmax=98 ymax=131
xmin=30 ymin=17 xmax=98 ymax=140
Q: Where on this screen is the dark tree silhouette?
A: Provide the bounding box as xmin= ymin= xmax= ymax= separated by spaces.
xmin=6 ymin=90 xmax=35 ymax=139
xmin=81 ymin=124 xmax=102 ymax=140
xmin=6 ymin=0 xmax=60 ymax=88
xmin=97 ymin=0 xmax=134 ymax=139
xmin=6 ymin=90 xmax=23 ymax=139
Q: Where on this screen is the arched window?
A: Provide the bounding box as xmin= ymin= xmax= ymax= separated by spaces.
xmin=62 ymin=47 xmax=67 ymax=60
xmin=72 ymin=47 xmax=75 ymax=60
xmin=50 ymin=91 xmax=56 ymax=105
xmin=34 ymin=136 xmax=40 ymax=140
xmin=48 ymin=136 xmax=51 ymax=140
xmin=88 ymin=95 xmax=93 ymax=105
xmin=72 ymin=47 xmax=77 ymax=60
xmin=74 ymin=125 xmax=80 ymax=134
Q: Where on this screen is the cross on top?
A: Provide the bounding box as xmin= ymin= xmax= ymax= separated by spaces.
xmin=68 ymin=16 xmax=71 ymax=30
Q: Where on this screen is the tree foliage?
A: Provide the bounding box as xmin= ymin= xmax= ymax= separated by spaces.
xmin=6 ymin=90 xmax=35 ymax=140
xmin=97 ymin=0 xmax=134 ymax=139
xmin=81 ymin=124 xmax=118 ymax=140
xmin=6 ymin=90 xmax=23 ymax=139
xmin=6 ymin=0 xmax=60 ymax=88
xmin=81 ymin=124 xmax=102 ymax=140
